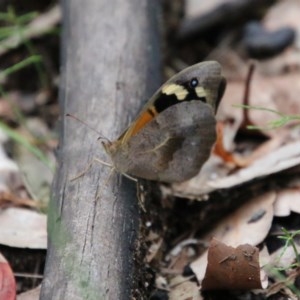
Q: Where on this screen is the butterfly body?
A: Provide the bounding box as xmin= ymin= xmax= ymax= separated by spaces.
xmin=103 ymin=61 xmax=226 ymax=183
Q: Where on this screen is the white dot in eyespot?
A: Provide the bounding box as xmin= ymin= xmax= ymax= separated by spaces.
xmin=190 ymin=78 xmax=198 ymax=87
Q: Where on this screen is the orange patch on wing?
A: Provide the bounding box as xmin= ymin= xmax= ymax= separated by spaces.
xmin=130 ymin=109 xmax=156 ymax=136
xmin=118 ymin=106 xmax=157 ymax=143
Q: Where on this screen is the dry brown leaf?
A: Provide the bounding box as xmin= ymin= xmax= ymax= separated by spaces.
xmin=266 ymin=269 xmax=300 ymax=300
xmin=169 ymin=276 xmax=202 ymax=300
xmin=202 ymin=239 xmax=262 ymax=290
xmin=172 ymin=39 xmax=300 ymax=199
xmin=172 ymin=140 xmax=300 ymax=197
xmin=213 ymin=62 xmax=300 ymax=162
xmin=270 ymin=246 xmax=300 ymax=270
xmin=212 ymin=122 xmax=241 ymax=165
xmin=264 ymin=0 xmax=300 ymax=32
xmin=218 ymin=73 xmax=300 ymax=138
xmin=213 ymin=122 xmax=289 ymax=168
xmin=207 ymin=140 xmax=300 ymax=190
xmin=274 ymin=188 xmax=300 ymax=217
xmin=0 ymin=191 xmax=38 ymax=209
xmin=232 ymin=132 xmax=289 ymax=167
xmin=207 ymin=191 xmax=275 ymax=245
xmin=0 ymin=99 xmax=14 ymax=120
xmin=258 ymin=48 xmax=300 ymax=76
xmin=15 ymin=118 xmax=55 ymax=207
xmin=191 ymin=192 xmax=276 ymax=282
xmin=185 ymin=0 xmax=230 ymax=18
xmin=146 ymin=236 xmax=163 ymax=263
xmin=257 ymin=0 xmax=300 ymax=76
xmin=165 ymin=246 xmax=197 ymax=275
xmin=0 ymin=207 xmax=47 ymax=249
xmin=17 ymin=285 xmax=41 ymax=300
xmin=0 ymin=253 xmax=16 ymax=300
xmin=0 ymin=139 xmax=23 ymax=194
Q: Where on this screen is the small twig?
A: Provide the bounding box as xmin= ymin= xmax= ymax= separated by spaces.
xmin=14 ymin=272 xmax=43 ymax=279
xmin=241 ymin=63 xmax=255 ymax=127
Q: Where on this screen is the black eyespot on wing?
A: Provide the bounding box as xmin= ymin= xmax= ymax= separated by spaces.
xmin=154 ymin=93 xmax=178 ymax=113
xmin=190 ymin=78 xmax=198 ymax=88
xmin=154 ymin=89 xmax=206 ymax=113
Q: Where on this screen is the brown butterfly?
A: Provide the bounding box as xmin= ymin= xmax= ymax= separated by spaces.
xmin=101 ymin=61 xmax=226 ymax=183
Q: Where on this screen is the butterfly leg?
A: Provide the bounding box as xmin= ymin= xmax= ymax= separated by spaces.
xmin=121 ymin=173 xmax=138 ymax=182
xmin=95 ymin=159 xmax=138 ymax=183
xmin=70 ymin=158 xmax=113 ymax=181
xmin=94 ymin=158 xmax=113 ymax=167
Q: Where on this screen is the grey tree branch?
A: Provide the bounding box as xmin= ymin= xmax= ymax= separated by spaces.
xmin=40 ymin=1 xmax=162 ymax=299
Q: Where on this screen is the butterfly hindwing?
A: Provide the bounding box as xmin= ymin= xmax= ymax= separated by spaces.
xmin=110 ymin=100 xmax=216 ymax=182
xmin=104 ymin=61 xmax=226 ymax=183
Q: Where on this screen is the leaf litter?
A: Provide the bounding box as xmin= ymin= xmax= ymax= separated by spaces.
xmin=148 ymin=0 xmax=300 ymax=299
xmin=1 ymin=0 xmax=300 ymax=299
xmin=0 ymin=2 xmax=60 ymax=296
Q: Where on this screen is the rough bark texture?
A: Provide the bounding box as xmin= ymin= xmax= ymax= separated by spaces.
xmin=40 ymin=1 xmax=162 ymax=299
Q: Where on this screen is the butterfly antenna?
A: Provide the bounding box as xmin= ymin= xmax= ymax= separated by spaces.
xmin=66 ymin=113 xmax=110 ymax=143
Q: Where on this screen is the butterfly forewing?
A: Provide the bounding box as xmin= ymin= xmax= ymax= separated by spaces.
xmin=104 ymin=61 xmax=226 ymax=182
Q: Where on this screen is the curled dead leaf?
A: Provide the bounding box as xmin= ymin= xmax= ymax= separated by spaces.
xmin=190 ymin=192 xmax=275 ymax=282
xmin=202 ymin=239 xmax=262 ymax=290
xmin=274 ymin=188 xmax=300 ymax=217
xmin=0 ymin=191 xmax=38 ymax=209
